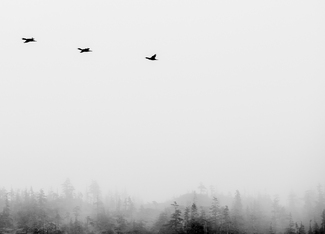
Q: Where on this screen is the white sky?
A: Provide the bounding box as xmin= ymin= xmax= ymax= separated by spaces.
xmin=0 ymin=0 xmax=324 ymax=203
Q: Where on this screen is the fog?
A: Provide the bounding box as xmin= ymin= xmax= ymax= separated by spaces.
xmin=0 ymin=0 xmax=324 ymax=206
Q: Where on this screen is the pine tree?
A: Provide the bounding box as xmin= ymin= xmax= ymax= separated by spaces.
xmin=167 ymin=202 xmax=183 ymax=234
xmin=199 ymin=207 xmax=208 ymax=234
xmin=288 ymin=192 xmax=299 ymax=221
xmin=73 ymin=206 xmax=81 ymax=221
xmin=115 ymin=214 xmax=128 ymax=234
xmin=314 ymin=221 xmax=320 ymax=234
xmin=37 ymin=189 xmax=47 ymax=227
xmin=191 ymin=203 xmax=199 ymax=222
xmin=245 ymin=200 xmax=263 ymax=234
xmin=116 ymin=197 xmax=121 ymax=213
xmin=55 ymin=211 xmax=62 ymax=228
xmin=269 ymin=223 xmax=275 ymax=234
xmin=271 ymin=196 xmax=281 ymax=233
xmin=321 ymin=209 xmax=325 ymax=234
xmin=317 ymin=186 xmax=325 ymax=221
xmin=126 ymin=197 xmax=136 ymax=218
xmin=152 ymin=212 xmax=169 ymax=234
xmin=62 ymin=178 xmax=75 ymax=200
xmin=89 ymin=180 xmax=101 ymax=204
xmin=232 ymin=190 xmax=244 ymax=234
xmin=187 ymin=203 xmax=204 ymax=234
xmin=210 ymin=197 xmax=221 ymax=234
xmin=285 ymin=213 xmax=295 ymax=234
xmin=221 ymin=206 xmax=231 ymax=234
xmin=1 ymin=193 xmax=13 ymax=228
xmin=298 ymin=222 xmax=306 ymax=234
xmin=183 ymin=207 xmax=190 ymax=232
xmin=304 ymin=191 xmax=316 ymax=223
xmin=308 ymin=220 xmax=313 ymax=234
xmin=38 ymin=189 xmax=46 ymax=208
xmin=198 ymin=183 xmax=207 ymax=194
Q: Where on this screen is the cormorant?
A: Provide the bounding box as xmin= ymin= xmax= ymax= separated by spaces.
xmin=145 ymin=54 xmax=157 ymax=60
xmin=22 ymin=38 xmax=36 ymax=43
xmin=78 ymin=48 xmax=92 ymax=53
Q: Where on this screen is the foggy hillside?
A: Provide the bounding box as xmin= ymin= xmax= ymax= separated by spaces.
xmin=0 ymin=180 xmax=324 ymax=234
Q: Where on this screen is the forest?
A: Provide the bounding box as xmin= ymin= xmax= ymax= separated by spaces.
xmin=0 ymin=179 xmax=324 ymax=234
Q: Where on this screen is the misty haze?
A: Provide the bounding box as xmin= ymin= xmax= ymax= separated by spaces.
xmin=0 ymin=1 xmax=324 ymax=234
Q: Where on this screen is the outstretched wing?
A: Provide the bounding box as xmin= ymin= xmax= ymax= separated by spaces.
xmin=151 ymin=54 xmax=156 ymax=59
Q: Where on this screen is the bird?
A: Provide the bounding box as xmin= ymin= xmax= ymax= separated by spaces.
xmin=78 ymin=48 xmax=92 ymax=53
xmin=22 ymin=38 xmax=36 ymax=43
xmin=145 ymin=54 xmax=157 ymax=60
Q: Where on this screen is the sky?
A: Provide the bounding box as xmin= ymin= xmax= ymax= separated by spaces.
xmin=0 ymin=0 xmax=324 ymax=203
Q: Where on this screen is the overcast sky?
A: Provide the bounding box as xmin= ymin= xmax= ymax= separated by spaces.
xmin=0 ymin=0 xmax=324 ymax=202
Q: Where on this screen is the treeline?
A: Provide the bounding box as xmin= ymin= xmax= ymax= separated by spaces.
xmin=0 ymin=180 xmax=324 ymax=234
xmin=0 ymin=179 xmax=160 ymax=234
xmin=154 ymin=191 xmax=325 ymax=234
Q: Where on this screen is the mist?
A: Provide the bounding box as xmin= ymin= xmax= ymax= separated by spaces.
xmin=0 ymin=0 xmax=325 ymax=233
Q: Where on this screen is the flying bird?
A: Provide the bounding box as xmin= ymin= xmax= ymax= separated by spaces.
xmin=78 ymin=48 xmax=92 ymax=53
xmin=145 ymin=54 xmax=157 ymax=60
xmin=22 ymin=38 xmax=36 ymax=43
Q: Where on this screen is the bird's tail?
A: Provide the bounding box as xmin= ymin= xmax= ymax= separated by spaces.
xmin=22 ymin=38 xmax=27 ymax=40
xmin=78 ymin=48 xmax=82 ymax=50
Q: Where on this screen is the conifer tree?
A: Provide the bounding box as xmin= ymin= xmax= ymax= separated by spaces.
xmin=198 ymin=183 xmax=207 ymax=194
xmin=288 ymin=192 xmax=299 ymax=221
xmin=126 ymin=197 xmax=136 ymax=218
xmin=38 ymin=189 xmax=46 ymax=208
xmin=285 ymin=213 xmax=295 ymax=234
xmin=152 ymin=212 xmax=169 ymax=234
xmin=271 ymin=196 xmax=281 ymax=233
xmin=199 ymin=207 xmax=208 ymax=234
xmin=187 ymin=203 xmax=204 ymax=234
xmin=183 ymin=207 xmax=190 ymax=232
xmin=314 ymin=221 xmax=320 ymax=234
xmin=1 ymin=193 xmax=13 ymax=228
xmin=210 ymin=197 xmax=221 ymax=234
xmin=232 ymin=190 xmax=244 ymax=234
xmin=167 ymin=202 xmax=183 ymax=234
xmin=308 ymin=220 xmax=313 ymax=234
xmin=304 ymin=191 xmax=316 ymax=223
xmin=191 ymin=203 xmax=199 ymax=222
xmin=321 ymin=209 xmax=325 ymax=234
xmin=269 ymin=223 xmax=275 ymax=234
xmin=317 ymin=186 xmax=325 ymax=219
xmin=298 ymin=222 xmax=306 ymax=234
xmin=62 ymin=179 xmax=75 ymax=200
xmin=245 ymin=201 xmax=264 ymax=234
xmin=89 ymin=180 xmax=101 ymax=204
xmin=37 ymin=189 xmax=47 ymax=227
xmin=115 ymin=214 xmax=128 ymax=234
xmin=221 ymin=206 xmax=231 ymax=234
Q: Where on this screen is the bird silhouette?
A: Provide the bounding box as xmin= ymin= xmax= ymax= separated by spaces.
xmin=78 ymin=48 xmax=92 ymax=53
xmin=145 ymin=54 xmax=157 ymax=60
xmin=22 ymin=38 xmax=36 ymax=43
